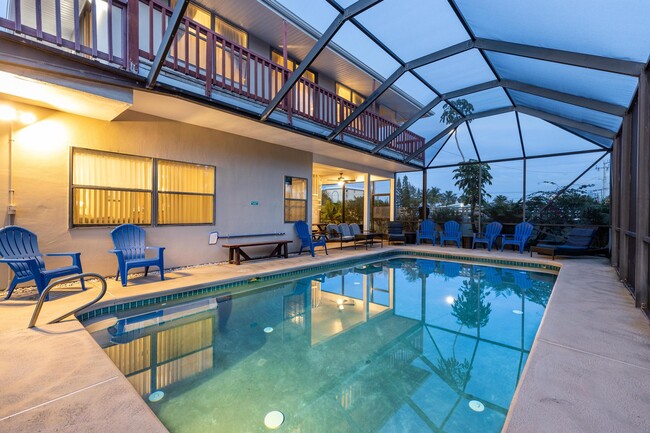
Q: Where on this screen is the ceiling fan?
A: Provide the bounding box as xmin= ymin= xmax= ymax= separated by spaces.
xmin=327 ymin=172 xmax=353 ymax=186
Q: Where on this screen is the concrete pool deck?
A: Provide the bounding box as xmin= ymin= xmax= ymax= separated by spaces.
xmin=0 ymin=245 xmax=648 ymax=432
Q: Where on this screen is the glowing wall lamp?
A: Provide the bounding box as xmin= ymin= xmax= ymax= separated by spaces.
xmin=0 ymin=105 xmax=36 ymax=222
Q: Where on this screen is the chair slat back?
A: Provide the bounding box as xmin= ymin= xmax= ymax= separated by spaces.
xmin=443 ymin=221 xmax=460 ymax=235
xmin=566 ymin=228 xmax=597 ymax=247
xmin=419 ymin=220 xmax=435 ymax=237
xmin=485 ymin=222 xmax=503 ymax=238
xmin=514 ymin=222 xmax=534 ymax=241
xmin=111 ymin=224 xmax=146 ymax=260
xmin=0 ymin=226 xmax=45 ymax=278
xmin=294 ymin=221 xmax=311 ymax=243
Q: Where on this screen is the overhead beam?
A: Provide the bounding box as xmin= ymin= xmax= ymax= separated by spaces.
xmin=403 ymin=106 xmax=514 ymax=163
xmin=329 ymin=41 xmax=475 ymax=141
xmin=372 ymin=80 xmax=500 ymax=154
xmin=260 ymin=0 xmax=383 ymax=122
xmin=146 ymin=0 xmax=190 ymax=89
xmin=474 ymin=38 xmax=645 ymax=77
xmin=404 ymin=40 xmax=474 ymax=70
xmin=548 ymin=121 xmax=611 ymax=150
xmin=428 ymin=148 xmax=607 ymax=169
xmin=516 ymin=106 xmax=617 ymax=138
xmin=327 ymin=66 xmax=405 ymax=140
xmin=502 ymin=80 xmax=627 ymax=116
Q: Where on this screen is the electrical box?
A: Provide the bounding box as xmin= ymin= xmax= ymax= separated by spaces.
xmin=7 ymin=205 xmax=16 ymax=215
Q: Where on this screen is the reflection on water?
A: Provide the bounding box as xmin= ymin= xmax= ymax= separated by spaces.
xmin=92 ymin=258 xmax=555 ymax=433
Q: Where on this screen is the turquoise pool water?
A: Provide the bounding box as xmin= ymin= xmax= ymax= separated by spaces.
xmin=89 ymin=257 xmax=555 ymax=433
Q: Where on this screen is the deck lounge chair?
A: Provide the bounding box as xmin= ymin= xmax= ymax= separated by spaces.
xmin=0 ymin=226 xmax=86 ymax=299
xmin=531 ymin=227 xmax=605 ymax=259
xmin=295 ymin=221 xmax=328 ymax=257
xmin=416 ymin=220 xmax=436 ymax=245
xmin=472 ymin=221 xmax=503 ymax=251
xmin=501 ymin=222 xmax=533 ymax=254
xmin=387 ymin=221 xmax=405 ymax=244
xmin=439 ymin=221 xmax=461 ymax=248
xmin=110 ymin=224 xmax=165 ymax=286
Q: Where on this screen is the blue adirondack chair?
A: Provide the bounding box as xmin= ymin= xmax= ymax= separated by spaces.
xmin=295 ymin=221 xmax=327 ymax=257
xmin=110 ymin=224 xmax=165 ymax=286
xmin=439 ymin=221 xmax=461 ymax=248
xmin=0 ymin=226 xmax=85 ymax=299
xmin=472 ymin=221 xmax=503 ymax=251
xmin=501 ymin=222 xmax=534 ymax=254
xmin=416 ymin=220 xmax=436 ymax=245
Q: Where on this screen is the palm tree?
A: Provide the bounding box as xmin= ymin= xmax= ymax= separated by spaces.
xmin=440 ymin=99 xmax=475 ymax=162
xmin=442 ymin=190 xmax=457 ymax=206
xmin=453 ymin=161 xmax=493 ymax=231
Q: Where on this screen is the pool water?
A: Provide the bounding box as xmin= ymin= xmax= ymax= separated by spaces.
xmin=89 ymin=258 xmax=555 ymax=433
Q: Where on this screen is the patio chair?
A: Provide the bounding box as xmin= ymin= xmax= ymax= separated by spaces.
xmin=472 ymin=221 xmax=503 ymax=251
xmin=531 ymin=227 xmax=604 ymax=259
xmin=439 ymin=221 xmax=461 ymax=248
xmin=416 ymin=220 xmax=436 ymax=245
xmin=349 ymin=223 xmax=362 ymax=236
xmin=501 ymin=222 xmax=534 ymax=254
xmin=0 ymin=225 xmax=86 ymax=300
xmin=295 ymin=221 xmax=328 ymax=257
xmin=110 ymin=224 xmax=165 ymax=287
xmin=337 ymin=223 xmax=356 ymax=249
xmin=387 ymin=221 xmax=405 ymax=244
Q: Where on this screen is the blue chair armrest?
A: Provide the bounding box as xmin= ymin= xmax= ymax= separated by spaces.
xmin=46 ymin=251 xmax=82 ymax=267
xmin=109 ymin=249 xmax=125 ymax=259
xmin=46 ymin=252 xmax=81 ymax=257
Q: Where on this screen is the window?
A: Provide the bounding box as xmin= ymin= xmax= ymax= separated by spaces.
xmin=71 ymin=148 xmax=215 ymax=227
xmin=169 ymin=0 xmax=211 ymax=29
xmin=271 ymin=50 xmax=316 ymax=83
xmin=336 ymin=83 xmax=366 ymax=124
xmin=72 ymin=148 xmax=153 ymax=226
xmin=157 ymin=160 xmax=215 ymax=225
xmin=284 ymin=176 xmax=308 ymax=223
xmin=215 ymin=16 xmax=248 ymax=47
xmin=336 ymin=83 xmax=365 ymax=106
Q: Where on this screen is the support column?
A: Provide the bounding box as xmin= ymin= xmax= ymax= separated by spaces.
xmin=618 ymin=113 xmax=632 ymax=282
xmin=364 ymin=173 xmax=371 ymax=231
xmin=635 ymin=68 xmax=649 ymax=309
xmin=610 ymin=135 xmax=621 ymax=268
xmin=422 ymin=168 xmax=427 ymax=221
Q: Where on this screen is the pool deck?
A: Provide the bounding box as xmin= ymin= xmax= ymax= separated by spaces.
xmin=0 ymin=245 xmax=648 ymax=433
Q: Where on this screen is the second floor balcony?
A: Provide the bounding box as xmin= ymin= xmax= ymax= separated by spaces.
xmin=0 ymin=0 xmax=426 ymax=162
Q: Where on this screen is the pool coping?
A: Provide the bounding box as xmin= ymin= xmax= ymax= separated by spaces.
xmin=1 ymin=245 xmax=648 ymax=433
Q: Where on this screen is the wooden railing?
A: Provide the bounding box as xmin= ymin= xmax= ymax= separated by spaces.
xmin=0 ymin=0 xmax=425 ymax=160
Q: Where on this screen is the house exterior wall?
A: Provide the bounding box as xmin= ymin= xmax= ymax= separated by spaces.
xmin=0 ymin=100 xmax=313 ymax=284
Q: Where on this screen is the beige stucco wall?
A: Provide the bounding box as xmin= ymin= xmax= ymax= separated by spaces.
xmin=0 ymin=101 xmax=313 ymax=284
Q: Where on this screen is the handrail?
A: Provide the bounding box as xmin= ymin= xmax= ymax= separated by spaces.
xmin=28 ymin=273 xmax=107 ymax=329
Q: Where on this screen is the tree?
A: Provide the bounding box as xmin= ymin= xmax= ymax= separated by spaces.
xmin=442 ymin=190 xmax=458 ymax=206
xmin=427 ymin=186 xmax=442 ymax=207
xmin=484 ymin=194 xmax=522 ymax=224
xmin=453 ymin=161 xmax=493 ymax=231
xmin=440 ymin=99 xmax=475 ymax=162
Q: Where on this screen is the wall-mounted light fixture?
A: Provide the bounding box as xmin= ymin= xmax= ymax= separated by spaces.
xmin=0 ymin=105 xmax=36 ymax=222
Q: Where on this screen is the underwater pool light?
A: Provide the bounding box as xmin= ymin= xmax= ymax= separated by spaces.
xmin=264 ymin=411 xmax=284 ymax=429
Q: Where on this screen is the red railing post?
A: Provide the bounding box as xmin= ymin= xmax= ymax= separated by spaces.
xmin=205 ymin=32 xmax=213 ymax=97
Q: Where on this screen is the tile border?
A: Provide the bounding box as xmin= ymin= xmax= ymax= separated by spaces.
xmin=78 ymin=250 xmax=559 ymax=322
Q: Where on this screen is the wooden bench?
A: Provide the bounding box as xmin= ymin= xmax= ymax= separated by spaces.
xmin=222 ymin=240 xmax=292 ymax=265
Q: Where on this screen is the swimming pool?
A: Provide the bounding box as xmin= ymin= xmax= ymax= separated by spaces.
xmin=87 ymin=257 xmax=555 ymax=433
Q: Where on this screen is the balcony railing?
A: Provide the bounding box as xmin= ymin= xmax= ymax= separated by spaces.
xmin=0 ymin=0 xmax=425 ymax=161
